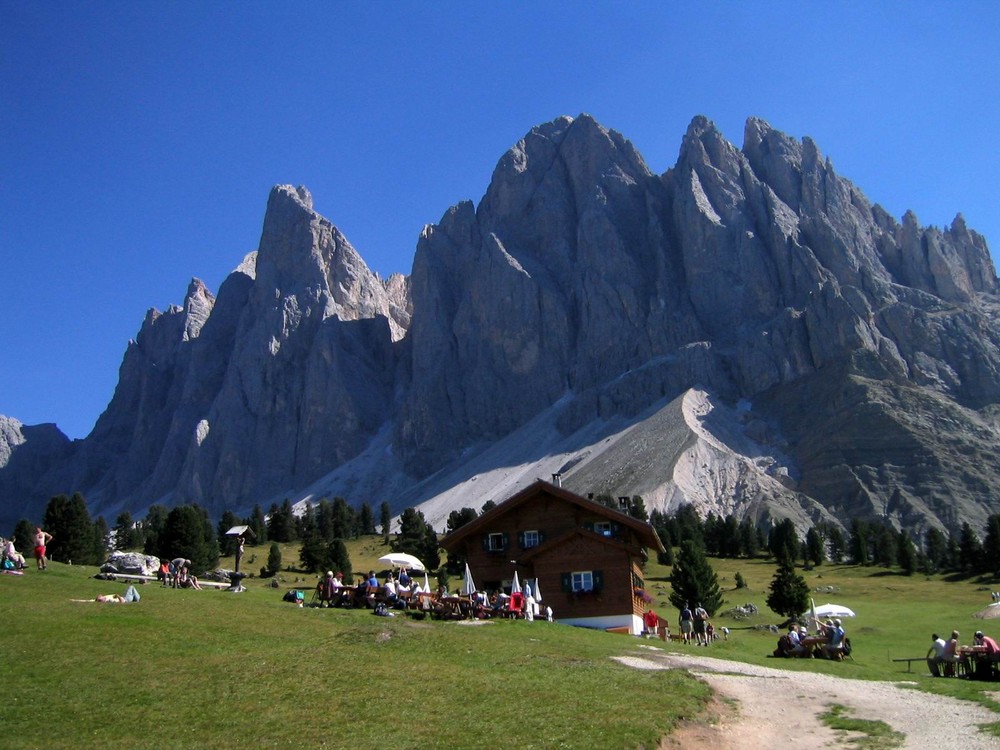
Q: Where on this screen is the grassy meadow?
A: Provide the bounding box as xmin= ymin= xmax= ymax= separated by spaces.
xmin=3 ymin=537 xmax=1000 ymax=749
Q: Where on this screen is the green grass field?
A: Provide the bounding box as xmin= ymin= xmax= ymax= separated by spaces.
xmin=2 ymin=538 xmax=1000 ymax=749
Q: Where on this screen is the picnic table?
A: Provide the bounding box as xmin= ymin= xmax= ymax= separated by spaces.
xmin=959 ymin=646 xmax=997 ymax=680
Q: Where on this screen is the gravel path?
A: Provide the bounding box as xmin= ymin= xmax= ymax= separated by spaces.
xmin=614 ymin=646 xmax=999 ymax=750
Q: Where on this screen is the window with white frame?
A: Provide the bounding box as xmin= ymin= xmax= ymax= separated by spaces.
xmin=523 ymin=529 xmax=539 ymax=548
xmin=594 ymin=521 xmax=612 ymax=537
xmin=571 ymin=571 xmax=594 ymax=592
xmin=487 ymin=532 xmax=505 ymax=551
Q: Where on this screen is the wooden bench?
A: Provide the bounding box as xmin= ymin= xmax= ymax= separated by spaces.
xmin=892 ymin=657 xmax=926 ymax=673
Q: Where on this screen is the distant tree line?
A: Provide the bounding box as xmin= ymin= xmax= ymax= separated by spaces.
xmin=7 ymin=493 xmax=395 ymax=578
xmin=13 ymin=489 xmax=1000 ymax=586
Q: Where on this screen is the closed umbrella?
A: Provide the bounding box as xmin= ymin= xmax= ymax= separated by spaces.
xmin=423 ymin=571 xmax=431 ymax=593
xmin=533 ymin=578 xmax=542 ymax=602
xmin=461 ymin=563 xmax=477 ymax=596
xmin=511 ymin=571 xmax=521 ymax=594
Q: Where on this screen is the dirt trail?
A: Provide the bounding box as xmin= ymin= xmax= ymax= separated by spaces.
xmin=614 ymin=646 xmax=999 ymax=750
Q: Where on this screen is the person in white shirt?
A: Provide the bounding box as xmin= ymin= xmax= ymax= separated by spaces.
xmin=927 ymin=633 xmax=948 ymax=676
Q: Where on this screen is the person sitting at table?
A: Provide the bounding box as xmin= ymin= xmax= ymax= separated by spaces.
xmin=974 ymin=630 xmax=1000 ymax=658
xmin=943 ymin=630 xmax=962 ymax=676
xmin=383 ymin=574 xmax=397 ymax=604
xmin=787 ymin=625 xmax=808 ymax=657
xmin=927 ymin=633 xmax=948 ymax=676
xmin=317 ymin=571 xmax=342 ymax=607
xmin=823 ymin=618 xmax=846 ymax=659
xmin=398 ymin=567 xmax=411 ymax=587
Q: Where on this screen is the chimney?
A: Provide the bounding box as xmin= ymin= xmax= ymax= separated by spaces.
xmin=551 ymin=473 xmax=562 ymax=487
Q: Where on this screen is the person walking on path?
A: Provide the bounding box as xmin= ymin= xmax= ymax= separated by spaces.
xmin=693 ymin=603 xmax=708 ymax=646
xmin=33 ymin=527 xmax=53 ymax=570
xmin=679 ymin=603 xmax=693 ymax=644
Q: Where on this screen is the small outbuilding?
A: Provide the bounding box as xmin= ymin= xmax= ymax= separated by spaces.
xmin=440 ymin=480 xmax=665 ymax=634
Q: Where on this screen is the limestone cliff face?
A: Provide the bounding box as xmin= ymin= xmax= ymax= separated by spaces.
xmin=3 ymin=116 xmax=1000 ymax=537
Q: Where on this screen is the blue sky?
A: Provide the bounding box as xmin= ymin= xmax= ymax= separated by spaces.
xmin=2 ymin=2 xmax=998 ymax=440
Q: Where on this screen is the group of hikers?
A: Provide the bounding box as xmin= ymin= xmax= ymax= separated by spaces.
xmin=156 ymin=558 xmax=203 ymax=589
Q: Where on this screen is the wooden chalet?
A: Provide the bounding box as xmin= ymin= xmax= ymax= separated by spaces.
xmin=440 ymin=479 xmax=665 ymax=634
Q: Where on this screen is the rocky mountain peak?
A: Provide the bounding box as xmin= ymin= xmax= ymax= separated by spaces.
xmin=182 ymin=278 xmax=215 ymax=341
xmin=3 ymin=113 xmax=999 ymax=541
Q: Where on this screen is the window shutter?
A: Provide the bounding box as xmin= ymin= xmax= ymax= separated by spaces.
xmin=538 ymin=530 xmax=546 ymax=544
xmin=611 ymin=522 xmax=620 ymax=535
xmin=593 ymin=570 xmax=604 ymax=592
xmin=561 ymin=572 xmax=571 ymax=592
xmin=501 ymin=532 xmax=509 ymax=550
xmin=518 ymin=532 xmax=525 ymax=549
xmin=583 ymin=522 xmax=594 ymax=533
xmin=482 ymin=535 xmax=490 ymax=551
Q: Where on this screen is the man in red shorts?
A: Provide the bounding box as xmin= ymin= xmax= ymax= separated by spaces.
xmin=34 ymin=527 xmax=53 ymax=570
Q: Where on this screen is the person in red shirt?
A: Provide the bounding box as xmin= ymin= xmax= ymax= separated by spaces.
xmin=975 ymin=631 xmax=1000 ymax=657
xmin=643 ymin=608 xmax=660 ymax=638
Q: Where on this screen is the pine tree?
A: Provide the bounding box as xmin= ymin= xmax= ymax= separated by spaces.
xmin=825 ymin=524 xmax=846 ymax=563
xmin=266 ymin=542 xmax=282 ymax=576
xmin=43 ymin=492 xmax=102 ymax=565
xmin=766 ymin=560 xmax=810 ymax=619
xmin=982 ymin=514 xmax=1000 ymax=574
xmin=142 ymin=504 xmax=169 ymax=557
xmin=13 ymin=518 xmax=35 ymax=556
xmin=872 ymin=523 xmax=897 ymax=567
xmin=380 ymin=502 xmax=392 ymax=541
xmin=959 ymin=522 xmax=984 ymax=574
xmin=359 ymin=502 xmax=376 ymax=535
xmin=768 ymin=518 xmax=798 ymax=564
xmin=719 ymin=515 xmax=741 ymax=558
xmin=159 ymin=505 xmax=219 ymax=574
xmin=739 ymin=517 xmax=759 ymax=558
xmin=392 ymin=508 xmax=440 ymax=570
xmin=266 ymin=501 xmax=296 ymax=543
xmin=804 ymin=526 xmax=825 ymax=566
xmin=331 ymin=497 xmax=355 ymax=539
xmin=114 ymin=510 xmax=141 ymax=550
xmin=897 ymin=529 xmax=916 ymax=576
xmin=326 ymin=538 xmax=352 ymax=580
xmin=446 ymin=508 xmax=478 ymax=534
xmin=628 ymin=496 xmax=649 ymax=523
xmin=668 ymin=539 xmax=724 ymax=616
xmin=93 ymin=516 xmax=110 ymax=562
xmin=248 ymin=504 xmax=268 ymax=544
xmin=849 ymin=518 xmax=869 ymax=565
xmin=217 ymin=510 xmax=240 ymax=557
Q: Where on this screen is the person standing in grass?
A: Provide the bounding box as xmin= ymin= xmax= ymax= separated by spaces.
xmin=693 ymin=603 xmax=708 ymax=645
xmin=33 ymin=527 xmax=53 ymax=570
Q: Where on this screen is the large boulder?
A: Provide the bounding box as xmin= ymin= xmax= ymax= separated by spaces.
xmin=102 ymin=551 xmax=160 ymax=576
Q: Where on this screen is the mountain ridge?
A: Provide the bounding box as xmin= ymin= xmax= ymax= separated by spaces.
xmin=3 ymin=113 xmax=999 ymax=538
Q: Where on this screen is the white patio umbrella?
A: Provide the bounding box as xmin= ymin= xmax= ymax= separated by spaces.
xmin=511 ymin=571 xmax=521 ymax=594
xmin=423 ymin=571 xmax=431 ymax=593
xmin=533 ymin=578 xmax=542 ymax=602
xmin=461 ymin=562 xmax=477 ymax=596
xmin=809 ymin=602 xmax=856 ymax=619
xmin=377 ymin=552 xmax=425 ymax=571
